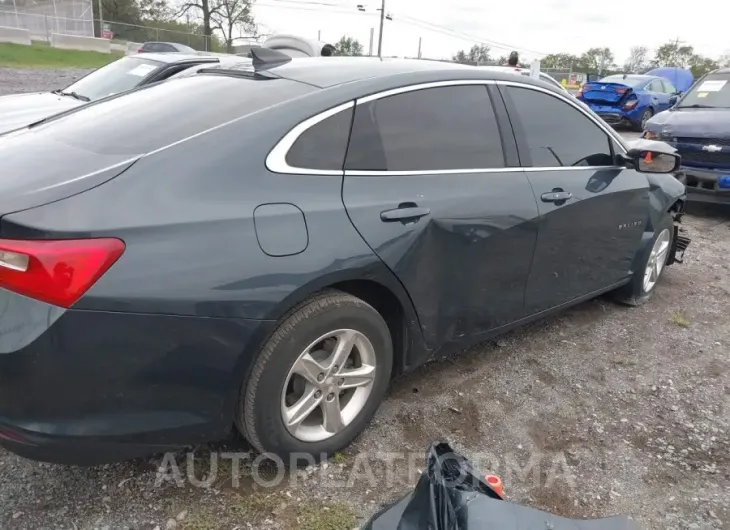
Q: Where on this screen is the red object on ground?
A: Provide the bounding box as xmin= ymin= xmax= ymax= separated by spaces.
xmin=485 ymin=474 xmax=503 ymax=498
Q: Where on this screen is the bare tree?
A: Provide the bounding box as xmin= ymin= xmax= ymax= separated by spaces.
xmin=623 ymin=46 xmax=649 ymax=73
xmin=211 ymin=0 xmax=255 ymax=52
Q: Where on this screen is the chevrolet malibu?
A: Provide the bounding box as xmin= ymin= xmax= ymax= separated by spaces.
xmin=0 ymin=53 xmax=690 ymax=465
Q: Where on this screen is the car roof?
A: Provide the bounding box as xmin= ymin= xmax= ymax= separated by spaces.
xmin=255 ymin=57 xmax=519 ymax=88
xmin=132 ymin=52 xmax=217 ymax=64
xmin=713 ymin=67 xmax=730 ymax=74
xmin=602 ymin=74 xmax=657 ymax=80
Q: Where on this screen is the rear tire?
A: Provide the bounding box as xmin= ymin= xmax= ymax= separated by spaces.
xmin=237 ymin=290 xmax=393 ymax=464
xmin=612 ymin=217 xmax=674 ymax=306
xmin=633 ymin=108 xmax=653 ymax=132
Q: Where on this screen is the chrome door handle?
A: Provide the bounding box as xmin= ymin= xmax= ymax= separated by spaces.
xmin=541 ymin=191 xmax=573 ymax=202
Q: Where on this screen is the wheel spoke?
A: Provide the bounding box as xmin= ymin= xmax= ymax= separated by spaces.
xmin=291 ymin=353 xmax=326 ymax=385
xmin=322 ymin=394 xmax=345 ymax=434
xmin=328 ymin=330 xmax=357 ymax=373
xmin=338 ymin=364 xmax=375 ymax=389
xmin=284 ymin=388 xmax=321 ymax=430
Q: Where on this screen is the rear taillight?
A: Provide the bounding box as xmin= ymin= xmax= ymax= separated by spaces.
xmin=623 ymin=96 xmax=638 ymax=110
xmin=0 ymin=238 xmax=125 ymax=308
xmin=616 ymin=88 xmax=628 ymax=95
xmin=576 ymin=87 xmax=583 ymax=97
xmin=137 ymin=48 xmax=143 ymax=53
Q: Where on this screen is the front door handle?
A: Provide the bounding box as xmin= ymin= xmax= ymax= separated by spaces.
xmin=541 ymin=191 xmax=573 ymax=203
xmin=380 ymin=203 xmax=431 ymax=223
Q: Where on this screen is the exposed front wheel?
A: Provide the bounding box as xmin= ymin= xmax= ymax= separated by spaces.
xmin=237 ymin=291 xmax=393 ymax=463
xmin=613 ymin=219 xmax=673 ymax=306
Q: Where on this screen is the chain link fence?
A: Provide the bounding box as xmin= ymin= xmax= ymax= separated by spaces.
xmin=0 ymin=0 xmax=93 ymax=40
xmin=0 ymin=0 xmax=210 ymax=50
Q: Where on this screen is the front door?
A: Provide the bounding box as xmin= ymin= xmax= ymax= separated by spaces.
xmin=500 ymin=84 xmax=649 ymax=314
xmin=341 ymin=83 xmax=540 ymax=350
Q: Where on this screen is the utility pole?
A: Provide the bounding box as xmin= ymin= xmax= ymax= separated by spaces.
xmin=318 ymin=30 xmax=321 ymax=41
xmin=417 ymin=37 xmax=422 ymax=59
xmin=377 ymin=0 xmax=385 ymax=57
xmin=368 ymin=27 xmax=374 ymax=56
xmin=97 ymin=0 xmax=103 ymax=38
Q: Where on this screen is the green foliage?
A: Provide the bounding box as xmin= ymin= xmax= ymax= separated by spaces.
xmin=541 ymin=53 xmax=580 ymax=70
xmin=334 ymin=36 xmax=364 ymax=56
xmin=453 ymin=44 xmax=490 ymax=65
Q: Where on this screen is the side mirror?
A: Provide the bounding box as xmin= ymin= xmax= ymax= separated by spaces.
xmin=623 ymin=148 xmax=680 ymax=173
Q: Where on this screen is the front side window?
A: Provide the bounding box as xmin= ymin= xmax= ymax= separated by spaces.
xmin=662 ymin=79 xmax=677 ymax=94
xmin=63 ymin=56 xmax=163 ymax=101
xmin=505 ymin=86 xmax=614 ymax=168
xmin=345 ymin=85 xmax=504 ymax=171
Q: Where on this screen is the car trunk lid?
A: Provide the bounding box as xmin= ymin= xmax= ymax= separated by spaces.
xmin=581 ymin=82 xmax=632 ymax=105
xmin=0 ymin=129 xmax=139 ymax=220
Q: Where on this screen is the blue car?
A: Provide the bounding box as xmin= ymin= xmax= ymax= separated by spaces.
xmin=577 ymin=74 xmax=682 ymax=131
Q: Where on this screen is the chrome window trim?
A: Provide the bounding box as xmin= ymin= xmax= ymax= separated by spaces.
xmin=265 ymin=100 xmax=354 ymax=175
xmin=266 ymin=78 xmax=626 ymax=176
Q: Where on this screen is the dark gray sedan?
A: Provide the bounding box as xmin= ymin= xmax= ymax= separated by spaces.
xmin=0 ymin=53 xmax=690 ymax=465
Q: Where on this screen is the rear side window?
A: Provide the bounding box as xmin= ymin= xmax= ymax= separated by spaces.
xmin=661 ymin=79 xmax=676 ymax=93
xmin=345 ymin=85 xmax=504 ymax=171
xmin=505 ymin=86 xmax=614 ymax=168
xmin=286 ymin=107 xmax=353 ymax=170
xmin=31 ymin=76 xmax=315 ymax=156
xmin=647 ymin=80 xmax=663 ymax=92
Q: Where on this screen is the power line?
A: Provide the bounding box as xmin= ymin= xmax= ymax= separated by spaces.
xmin=395 ymin=13 xmax=549 ymax=56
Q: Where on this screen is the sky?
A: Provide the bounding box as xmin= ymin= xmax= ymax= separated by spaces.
xmin=244 ymin=0 xmax=729 ymax=65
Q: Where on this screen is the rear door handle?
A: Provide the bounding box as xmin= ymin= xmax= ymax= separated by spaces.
xmin=380 ymin=204 xmax=431 ymax=223
xmin=541 ymin=191 xmax=573 ymax=203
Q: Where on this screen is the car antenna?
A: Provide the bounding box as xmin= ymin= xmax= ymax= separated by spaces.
xmin=249 ymin=47 xmax=292 ymax=71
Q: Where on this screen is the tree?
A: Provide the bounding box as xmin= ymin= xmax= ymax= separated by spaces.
xmin=578 ymin=47 xmax=615 ymax=75
xmin=139 ymin=0 xmax=172 ymax=20
xmin=177 ymin=0 xmax=215 ymax=42
xmin=688 ymin=55 xmax=718 ymax=78
xmin=718 ymin=51 xmax=730 ymax=68
xmin=210 ymin=0 xmax=255 ymax=52
xmin=334 ymin=36 xmax=364 ymax=56
xmin=653 ymin=40 xmax=695 ymax=68
xmin=540 ymin=53 xmax=579 ymax=70
xmin=623 ymin=46 xmax=649 ymax=73
xmin=452 ymin=44 xmax=491 ymax=65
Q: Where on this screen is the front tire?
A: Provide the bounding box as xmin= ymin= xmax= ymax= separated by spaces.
xmin=237 ymin=290 xmax=393 ymax=463
xmin=613 ymin=217 xmax=673 ymax=306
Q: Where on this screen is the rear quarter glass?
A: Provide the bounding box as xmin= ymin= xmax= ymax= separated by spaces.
xmin=24 ymin=75 xmax=316 ymax=157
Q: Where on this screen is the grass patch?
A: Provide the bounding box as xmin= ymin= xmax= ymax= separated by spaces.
xmin=298 ymin=501 xmax=357 ymax=530
xmin=180 ymin=507 xmax=220 ymax=530
xmin=669 ymin=311 xmax=691 ymax=328
xmin=0 ymin=41 xmax=122 ymax=68
xmin=332 ymin=451 xmax=349 ymax=465
xmin=230 ymin=490 xmax=281 ymax=520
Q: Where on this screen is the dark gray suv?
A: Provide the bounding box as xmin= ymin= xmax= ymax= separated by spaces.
xmin=0 ymin=54 xmax=689 ymax=465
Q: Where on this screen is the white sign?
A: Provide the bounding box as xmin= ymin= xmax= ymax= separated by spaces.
xmin=697 ymin=80 xmax=727 ymax=92
xmin=128 ymin=64 xmax=157 ymax=77
xmin=530 ymin=59 xmax=541 ymax=79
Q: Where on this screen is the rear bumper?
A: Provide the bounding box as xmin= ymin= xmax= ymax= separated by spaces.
xmin=676 ymin=167 xmax=730 ymax=203
xmin=0 ymin=294 xmax=274 ymax=465
xmin=583 ymin=103 xmax=643 ymax=126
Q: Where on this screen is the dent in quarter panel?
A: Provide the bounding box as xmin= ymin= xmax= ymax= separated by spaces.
xmin=253 ymin=203 xmax=308 ymax=257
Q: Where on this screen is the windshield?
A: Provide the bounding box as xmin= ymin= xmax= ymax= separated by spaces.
xmin=62 ymin=56 xmax=163 ymax=101
xmin=598 ymin=75 xmax=647 ymax=88
xmin=678 ymin=73 xmax=730 ymax=108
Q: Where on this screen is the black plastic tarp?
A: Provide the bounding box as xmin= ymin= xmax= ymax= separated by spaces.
xmin=362 ymin=442 xmax=640 ymax=530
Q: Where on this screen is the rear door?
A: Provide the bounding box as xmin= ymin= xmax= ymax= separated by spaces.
xmin=342 ymin=82 xmax=540 ymax=349
xmin=500 ymin=84 xmax=649 ymax=313
xmin=646 ymin=79 xmax=671 ymax=112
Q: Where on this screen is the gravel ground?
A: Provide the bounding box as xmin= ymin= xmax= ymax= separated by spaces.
xmin=0 ymin=67 xmax=92 ymax=96
xmin=0 ymin=68 xmax=728 ymax=530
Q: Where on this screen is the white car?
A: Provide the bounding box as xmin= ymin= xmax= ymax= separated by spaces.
xmin=476 ymin=65 xmax=570 ymax=94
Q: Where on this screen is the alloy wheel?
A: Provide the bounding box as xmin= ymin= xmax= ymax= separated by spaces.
xmin=281 ymin=329 xmax=377 ymax=442
xmin=643 ymin=229 xmax=670 ymax=293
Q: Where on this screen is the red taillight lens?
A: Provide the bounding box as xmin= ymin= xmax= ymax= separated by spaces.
xmin=0 ymin=238 xmax=125 ymax=308
xmin=616 ymin=88 xmax=628 ymax=95
xmin=137 ymin=48 xmax=143 ymax=53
